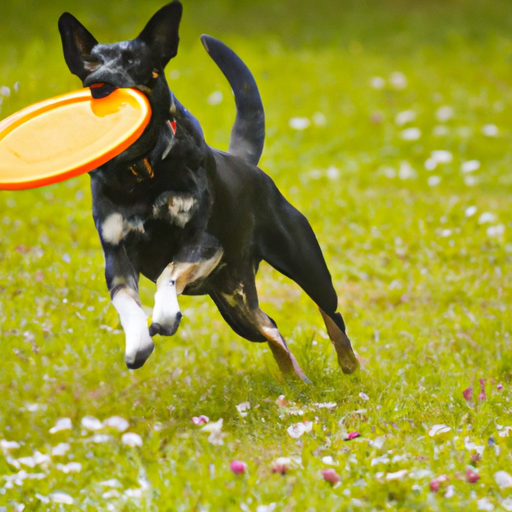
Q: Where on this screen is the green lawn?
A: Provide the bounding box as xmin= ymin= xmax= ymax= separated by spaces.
xmin=1 ymin=0 xmax=512 ymax=510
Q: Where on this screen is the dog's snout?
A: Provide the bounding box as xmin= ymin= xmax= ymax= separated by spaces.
xmin=89 ymin=82 xmax=118 ymax=99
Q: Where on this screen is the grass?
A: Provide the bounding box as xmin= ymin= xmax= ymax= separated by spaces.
xmin=1 ymin=0 xmax=512 ymax=510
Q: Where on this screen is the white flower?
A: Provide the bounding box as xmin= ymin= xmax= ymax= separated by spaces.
xmin=478 ymin=212 xmax=496 ymax=224
xmin=121 ymin=433 xmax=143 ymax=447
xmin=313 ymin=402 xmax=337 ymax=409
xmin=51 ymin=443 xmax=70 ymax=456
xmin=487 ymin=225 xmax=505 ymax=237
xmin=49 ymin=418 xmax=72 ymax=434
xmin=236 ymin=402 xmax=251 ymax=417
xmin=99 ymin=479 xmax=123 ymax=488
xmin=51 ymin=493 xmax=74 ymax=505
xmin=370 ymin=77 xmax=385 ymax=89
xmin=436 ymin=106 xmax=453 ymax=122
xmin=322 ymin=455 xmax=336 ymax=465
xmin=289 ymin=117 xmax=310 ymax=130
xmin=81 ymin=416 xmax=103 ymax=431
xmin=370 ymin=435 xmax=387 ymax=450
xmin=409 ymin=469 xmax=433 ymax=479
xmin=88 ymin=434 xmax=111 ymax=443
xmin=371 ymin=456 xmax=390 ymax=466
xmin=17 ymin=451 xmax=50 ymax=468
xmin=464 ymin=176 xmax=478 ymax=187
xmin=326 ymin=166 xmax=339 ymax=180
xmin=498 ymin=426 xmax=512 ymax=438
xmin=482 ymin=124 xmax=498 ymax=137
xmin=400 ymin=127 xmax=421 ymax=140
xmin=287 ymin=421 xmax=312 ymax=439
xmin=359 ymin=392 xmax=370 ymax=401
xmin=465 ymin=206 xmax=477 ymax=217
xmin=56 ymin=462 xmax=82 ymax=474
xmin=444 ymin=485 xmax=455 ymax=498
xmin=256 ymin=504 xmax=277 ymax=512
xmin=431 ymin=150 xmax=452 ymax=164
xmin=125 ymin=488 xmax=143 ymax=499
xmin=495 ymin=470 xmax=512 ymax=488
xmin=464 ymin=437 xmax=485 ymax=456
xmin=201 ymin=418 xmax=225 ymax=445
xmin=25 ymin=403 xmax=42 ymax=412
xmin=102 ymin=490 xmax=121 ymax=499
xmin=103 ymin=416 xmax=129 ymax=432
xmin=428 ymin=176 xmax=441 ymax=187
xmin=461 ymin=160 xmax=480 ymax=173
xmin=441 ymin=229 xmax=452 ymax=238
xmin=1 ymin=440 xmax=20 ymax=452
xmin=428 ymin=424 xmax=451 ymax=438
xmin=395 ymin=110 xmax=416 ymax=126
xmin=0 ymin=85 xmax=11 ymax=97
xmin=386 ymin=470 xmax=408 ymax=481
xmin=477 ymin=498 xmax=495 ymax=511
xmin=207 ymin=90 xmax=223 ymax=105
xmin=424 ymin=158 xmax=437 ymax=171
xmin=390 ymin=72 xmax=408 ymax=89
xmin=502 ymin=498 xmax=512 ymax=511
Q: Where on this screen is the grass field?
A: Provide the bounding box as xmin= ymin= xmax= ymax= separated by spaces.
xmin=1 ymin=0 xmax=512 ymax=510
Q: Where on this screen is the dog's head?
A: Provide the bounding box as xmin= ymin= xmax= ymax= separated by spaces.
xmin=58 ymin=1 xmax=182 ymax=94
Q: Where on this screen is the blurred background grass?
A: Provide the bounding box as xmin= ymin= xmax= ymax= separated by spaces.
xmin=0 ymin=0 xmax=512 ymax=510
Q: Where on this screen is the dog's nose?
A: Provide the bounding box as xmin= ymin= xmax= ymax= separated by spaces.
xmin=125 ymin=343 xmax=154 ymax=370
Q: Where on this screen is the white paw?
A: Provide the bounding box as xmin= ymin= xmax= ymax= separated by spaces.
xmin=112 ymin=290 xmax=154 ymax=369
xmin=151 ymin=280 xmax=182 ymax=336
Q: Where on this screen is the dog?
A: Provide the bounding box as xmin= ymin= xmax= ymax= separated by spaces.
xmin=58 ymin=0 xmax=359 ymax=381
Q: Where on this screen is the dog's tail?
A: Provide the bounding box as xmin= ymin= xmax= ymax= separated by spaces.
xmin=201 ymin=35 xmax=265 ymax=166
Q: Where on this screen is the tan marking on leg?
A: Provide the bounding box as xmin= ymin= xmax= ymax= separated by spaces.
xmin=156 ymin=250 xmax=223 ymax=295
xmin=262 ymin=326 xmax=310 ymax=383
xmin=319 ymin=309 xmax=359 ymax=374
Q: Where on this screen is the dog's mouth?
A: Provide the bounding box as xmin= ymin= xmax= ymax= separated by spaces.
xmin=89 ymin=82 xmax=118 ymax=99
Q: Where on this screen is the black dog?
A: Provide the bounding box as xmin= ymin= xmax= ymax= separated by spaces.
xmin=58 ymin=1 xmax=359 ymax=381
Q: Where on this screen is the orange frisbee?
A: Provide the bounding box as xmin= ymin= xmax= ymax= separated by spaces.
xmin=0 ymin=87 xmax=151 ymax=190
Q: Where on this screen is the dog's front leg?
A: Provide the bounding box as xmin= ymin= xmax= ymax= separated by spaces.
xmin=151 ymin=249 xmax=223 ymax=336
xmin=104 ymin=246 xmax=154 ymax=369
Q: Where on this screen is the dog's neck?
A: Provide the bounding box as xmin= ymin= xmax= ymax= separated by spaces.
xmin=90 ymin=76 xmax=208 ymax=197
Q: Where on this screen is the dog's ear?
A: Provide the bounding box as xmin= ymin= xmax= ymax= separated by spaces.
xmin=58 ymin=13 xmax=98 ymax=81
xmin=137 ymin=1 xmax=183 ymax=70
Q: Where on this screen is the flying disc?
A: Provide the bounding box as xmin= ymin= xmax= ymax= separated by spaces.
xmin=0 ymin=87 xmax=151 ymax=190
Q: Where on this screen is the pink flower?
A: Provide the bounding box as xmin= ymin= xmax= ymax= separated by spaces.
xmin=345 ymin=432 xmax=361 ymax=441
xmin=478 ymin=379 xmax=487 ymax=401
xmin=321 ymin=469 xmax=340 ymax=485
xmin=466 ymin=467 xmax=480 ymax=483
xmin=192 ymin=415 xmax=209 ymax=426
xmin=430 ymin=475 xmax=449 ymax=492
xmin=276 ymin=395 xmax=289 ymax=407
xmin=463 ymin=384 xmax=473 ymax=403
xmin=497 ymin=383 xmax=504 ymax=391
xmin=230 ymin=460 xmax=247 ymax=475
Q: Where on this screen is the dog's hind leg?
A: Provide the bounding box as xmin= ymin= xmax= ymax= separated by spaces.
xmin=210 ymin=278 xmax=310 ymax=383
xmin=258 ymin=199 xmax=359 ymax=374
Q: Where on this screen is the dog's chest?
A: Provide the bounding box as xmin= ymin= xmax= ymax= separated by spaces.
xmin=151 ymin=191 xmax=199 ymax=228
